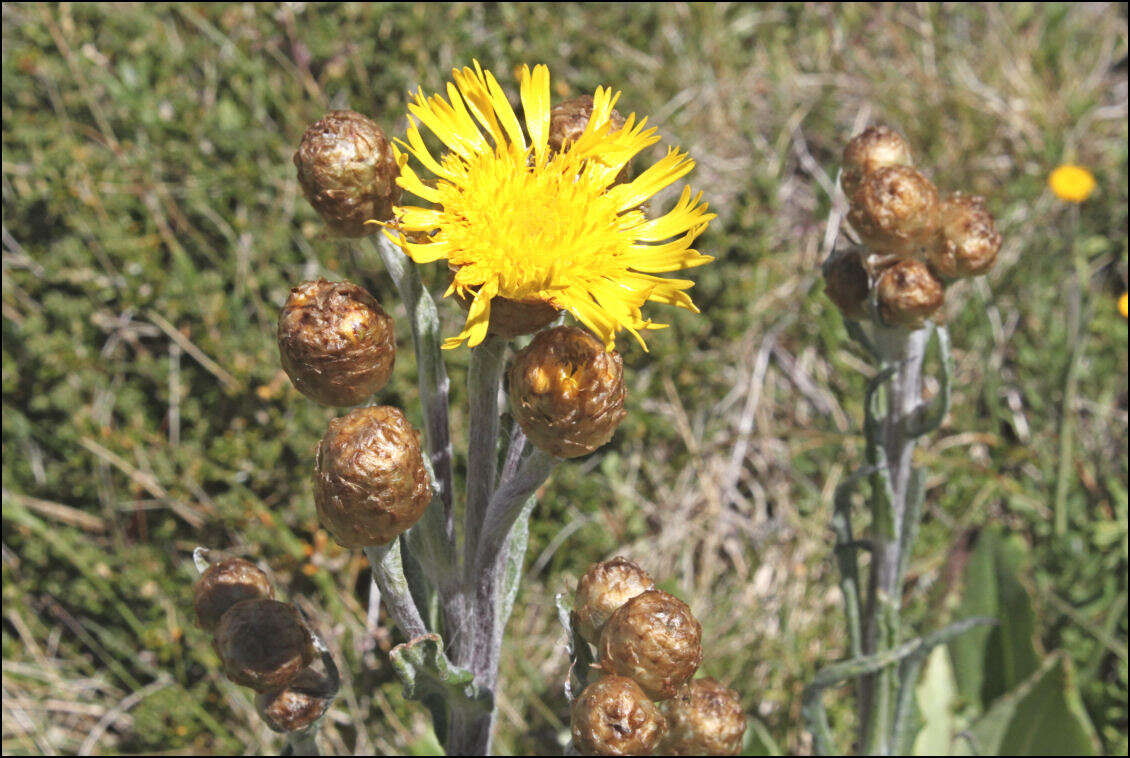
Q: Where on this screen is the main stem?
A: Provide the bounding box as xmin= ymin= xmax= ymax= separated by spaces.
xmin=859 ymin=326 xmax=929 ymax=755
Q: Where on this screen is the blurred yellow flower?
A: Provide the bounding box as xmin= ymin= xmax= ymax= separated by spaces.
xmin=1048 ymin=164 xmax=1096 ymax=203
xmin=1119 ymin=292 xmax=1128 ymax=319
xmin=388 ymin=62 xmax=714 ymax=350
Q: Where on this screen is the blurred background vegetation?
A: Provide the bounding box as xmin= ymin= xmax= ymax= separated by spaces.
xmin=2 ymin=3 xmax=1126 ymax=755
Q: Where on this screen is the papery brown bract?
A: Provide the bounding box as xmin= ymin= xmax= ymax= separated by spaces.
xmin=571 ymin=675 xmax=667 ymax=756
xmin=193 ymin=558 xmax=274 ymax=632
xmin=575 ymin=557 xmax=655 ymax=645
xmin=598 ymin=589 xmax=703 ymax=701
xmin=314 ymin=406 xmax=431 ymax=548
xmin=927 ymin=192 xmax=1002 ymax=279
xmin=509 ymin=326 xmax=626 ymax=459
xmin=214 ymin=599 xmax=314 ymax=692
xmin=662 ymin=677 xmax=747 ymax=755
xmin=847 ymin=165 xmax=940 ymax=254
xmin=876 ymin=258 xmax=945 ymax=328
xmin=294 ymin=110 xmax=400 ymax=237
xmin=278 ymin=279 xmax=396 ymax=407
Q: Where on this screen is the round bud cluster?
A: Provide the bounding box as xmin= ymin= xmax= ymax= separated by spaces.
xmin=661 ymin=677 xmax=747 ymax=755
xmin=575 ymin=557 xmax=655 ymax=644
xmin=294 ymin=110 xmax=400 ymax=238
xmin=830 ymin=125 xmax=1002 ymax=329
xmin=278 ymin=279 xmax=396 ymax=407
xmin=192 ymin=556 xmax=333 ymax=733
xmin=509 ymin=326 xmax=627 ymax=459
xmin=568 ymin=560 xmax=745 ymax=755
xmin=314 ymin=405 xmax=432 ymax=548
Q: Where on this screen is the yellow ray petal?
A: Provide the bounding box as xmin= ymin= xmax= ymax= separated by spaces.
xmin=608 ymin=148 xmax=695 ymax=211
xmin=481 ymin=65 xmax=525 ymax=150
xmin=520 ymin=64 xmax=551 ymax=165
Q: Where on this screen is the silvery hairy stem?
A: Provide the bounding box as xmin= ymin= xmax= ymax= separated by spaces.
xmin=363 ymin=235 xmax=559 ymax=755
xmin=857 ymin=324 xmax=930 ymax=755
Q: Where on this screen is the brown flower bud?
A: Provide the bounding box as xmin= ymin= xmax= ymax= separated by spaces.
xmin=876 ymin=258 xmax=945 ymax=328
xmin=662 ymin=678 xmax=747 ymax=756
xmin=509 ymin=326 xmax=627 ymax=459
xmin=847 ymin=165 xmax=940 ymax=254
xmin=454 ymin=288 xmax=560 ymax=339
xmin=294 ymin=110 xmax=400 ymax=237
xmin=575 ymin=557 xmax=655 ymax=645
xmin=214 ymin=599 xmax=314 ymax=692
xmin=598 ymin=589 xmax=703 ymax=701
xmin=841 ymin=125 xmax=914 ymax=200
xmin=926 ymin=192 xmax=1002 ymax=279
xmin=193 ymin=558 xmax=274 ymax=632
xmin=255 ymin=669 xmax=334 ymax=733
xmin=823 ymin=250 xmax=872 ymax=321
xmin=314 ymin=406 xmax=431 ymax=548
xmin=549 ymin=95 xmax=631 ymax=184
xmin=571 ymin=675 xmax=667 ymax=756
xmin=278 ymin=279 xmax=396 ymax=406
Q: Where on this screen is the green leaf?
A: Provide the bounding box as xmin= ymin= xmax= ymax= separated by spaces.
xmin=389 ymin=633 xmax=492 ymax=741
xmin=948 ymin=526 xmax=1041 ymax=708
xmin=912 ymin=646 xmax=959 ymax=755
xmin=965 ymin=652 xmax=1101 ymax=756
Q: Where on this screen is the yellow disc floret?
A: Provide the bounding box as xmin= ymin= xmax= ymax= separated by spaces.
xmin=385 ymin=62 xmax=714 ymax=350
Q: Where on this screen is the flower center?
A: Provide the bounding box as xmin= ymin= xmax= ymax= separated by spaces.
xmin=436 ymin=147 xmax=625 ymax=298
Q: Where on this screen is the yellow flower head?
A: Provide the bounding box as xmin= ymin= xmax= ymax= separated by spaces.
xmin=386 ymin=62 xmax=715 ymax=350
xmin=1048 ymin=164 xmax=1096 ymax=203
xmin=1119 ymin=292 xmax=1128 ymax=320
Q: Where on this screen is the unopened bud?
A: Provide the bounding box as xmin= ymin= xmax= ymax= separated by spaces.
xmin=876 ymin=258 xmax=944 ymax=328
xmin=294 ymin=110 xmax=400 ymax=237
xmin=215 ymin=599 xmax=314 ymax=692
xmin=278 ymin=279 xmax=396 ymax=406
xmin=662 ymin=678 xmax=747 ymax=756
xmin=847 ymin=165 xmax=940 ymax=254
xmin=193 ymin=558 xmax=274 ymax=632
xmin=314 ymin=406 xmax=431 ymax=548
xmin=927 ymin=192 xmax=1002 ymax=279
xmin=571 ymin=675 xmax=667 ymax=756
xmin=255 ymin=669 xmax=334 ymax=733
xmin=840 ymin=125 xmax=914 ymax=200
xmin=575 ymin=557 xmax=655 ymax=645
xmin=598 ymin=589 xmax=703 ymax=701
xmin=509 ymin=326 xmax=626 ymax=459
xmin=823 ymin=250 xmax=871 ymax=321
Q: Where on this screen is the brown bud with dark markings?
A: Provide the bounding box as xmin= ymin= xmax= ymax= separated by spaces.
xmin=509 ymin=326 xmax=626 ymax=459
xmin=876 ymin=258 xmax=945 ymax=328
xmin=598 ymin=589 xmax=703 ymax=701
xmin=214 ymin=599 xmax=314 ymax=692
xmin=927 ymin=192 xmax=1002 ymax=279
xmin=193 ymin=558 xmax=274 ymax=632
xmin=255 ymin=669 xmax=334 ymax=733
xmin=278 ymin=279 xmax=396 ymax=407
xmin=841 ymin=125 xmax=914 ymax=200
xmin=823 ymin=250 xmax=872 ymax=321
xmin=294 ymin=110 xmax=400 ymax=237
xmin=571 ymin=675 xmax=667 ymax=756
xmin=549 ymin=95 xmax=631 ymax=184
xmin=314 ymin=406 xmax=431 ymax=548
xmin=847 ymin=165 xmax=940 ymax=254
xmin=575 ymin=557 xmax=655 ymax=645
xmin=662 ymin=678 xmax=747 ymax=756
